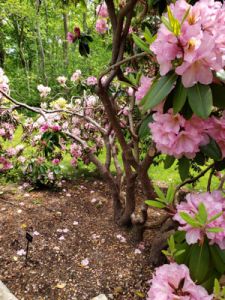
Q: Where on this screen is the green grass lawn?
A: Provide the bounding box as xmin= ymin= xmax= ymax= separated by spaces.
xmin=1 ymin=126 xmax=220 ymax=192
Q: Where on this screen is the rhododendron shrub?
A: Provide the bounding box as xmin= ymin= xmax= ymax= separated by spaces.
xmin=136 ymin=0 xmax=225 ymax=296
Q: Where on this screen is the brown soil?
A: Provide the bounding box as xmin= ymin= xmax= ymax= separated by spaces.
xmin=0 ymin=179 xmax=159 ymax=300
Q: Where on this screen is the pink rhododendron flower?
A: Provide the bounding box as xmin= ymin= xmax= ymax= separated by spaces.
xmin=147 ymin=263 xmax=213 ymax=300
xmin=96 ymin=2 xmax=108 ymax=18
xmin=57 ymin=76 xmax=67 ymax=86
xmin=40 ymin=123 xmax=49 ymax=133
xmin=52 ymin=159 xmax=60 ymax=165
xmin=124 ymin=67 xmax=134 ymax=75
xmin=205 ymin=112 xmax=225 ymax=158
xmin=95 ymin=18 xmax=108 ymax=34
xmin=71 ymin=70 xmax=81 ymax=82
xmin=135 ymin=76 xmax=153 ymax=102
xmin=86 ymin=76 xmax=97 ymax=86
xmin=0 ymin=123 xmax=15 ymax=140
xmin=0 ymin=157 xmax=13 ymax=172
xmin=67 ymin=32 xmax=75 ymax=43
xmin=67 ymin=27 xmax=80 ymax=43
xmin=151 ymin=0 xmax=225 ymax=87
xmin=127 ymin=87 xmax=134 ymax=96
xmin=149 ymin=110 xmax=208 ymax=159
xmin=51 ymin=124 xmax=61 ymax=132
xmin=37 ymin=84 xmax=51 ymax=98
xmin=173 ymin=191 xmax=225 ymax=249
xmin=70 ymin=143 xmax=82 ymax=165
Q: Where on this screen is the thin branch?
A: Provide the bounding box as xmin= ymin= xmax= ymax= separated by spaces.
xmin=207 ymin=167 xmax=215 ymax=192
xmin=175 ymin=162 xmax=215 ymax=194
xmin=0 ymin=90 xmax=47 ymax=120
xmin=99 ymin=52 xmax=148 ymax=85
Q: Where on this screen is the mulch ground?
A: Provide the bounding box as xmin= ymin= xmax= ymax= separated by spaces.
xmin=0 ymin=178 xmax=160 ymax=300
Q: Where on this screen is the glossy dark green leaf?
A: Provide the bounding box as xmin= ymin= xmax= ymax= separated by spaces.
xmin=141 ymin=72 xmax=178 ymax=112
xmin=164 ymin=155 xmax=175 ymax=169
xmin=200 ymin=137 xmax=222 ymax=161
xmin=188 ymin=84 xmax=212 ymax=118
xmin=209 ymin=245 xmax=225 ymax=274
xmin=189 ymin=243 xmax=210 ymax=283
xmin=172 ymin=78 xmax=187 ymax=113
xmin=178 ymin=157 xmax=190 ymax=181
xmin=145 ymin=200 xmax=166 ymax=208
xmin=132 ymin=34 xmax=152 ymax=53
xmin=138 ymin=114 xmax=153 ymax=139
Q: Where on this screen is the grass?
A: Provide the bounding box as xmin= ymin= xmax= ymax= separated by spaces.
xmin=1 ymin=126 xmax=220 ymax=192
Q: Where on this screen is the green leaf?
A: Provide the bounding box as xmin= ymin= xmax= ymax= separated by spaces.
xmin=197 ymin=203 xmax=208 ymax=224
xmin=189 ymin=243 xmax=210 ymax=283
xmin=175 ymin=249 xmax=186 ymax=257
xmin=164 ymin=155 xmax=175 ymax=169
xmin=180 ymin=212 xmax=200 ymax=227
xmin=210 ymin=245 xmax=225 ymax=274
xmin=166 ymin=184 xmax=175 ymax=204
xmin=178 ymin=157 xmax=190 ymax=181
xmin=161 ymin=16 xmax=173 ymax=32
xmin=187 ymin=84 xmax=212 ymax=118
xmin=138 ymin=115 xmax=153 ymax=139
xmin=141 ymin=72 xmax=177 ymax=112
xmin=143 ymin=27 xmax=156 ymax=44
xmin=214 ymin=279 xmax=220 ymax=295
xmin=154 ymin=185 xmax=166 ymax=201
xmin=207 ymin=227 xmax=223 ymax=233
xmin=181 ymin=7 xmax=190 ymax=25
xmin=172 ymin=78 xmax=187 ymax=113
xmin=132 ymin=34 xmax=152 ymax=53
xmin=168 ymin=235 xmax=175 ymax=251
xmin=200 ymin=137 xmax=222 ymax=161
xmin=208 ymin=212 xmax=223 ymax=223
xmin=145 ymin=200 xmax=166 ymax=208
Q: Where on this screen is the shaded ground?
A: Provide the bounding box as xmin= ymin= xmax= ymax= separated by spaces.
xmin=0 ymin=179 xmax=159 ymax=300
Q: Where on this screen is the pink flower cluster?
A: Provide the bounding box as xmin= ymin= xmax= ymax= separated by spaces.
xmin=149 ymin=110 xmax=208 ymax=159
xmin=205 ymin=112 xmax=225 ymax=158
xmin=71 ymin=70 xmax=81 ymax=82
xmin=40 ymin=123 xmax=61 ymax=133
xmin=96 ymin=2 xmax=108 ymax=17
xmin=86 ymin=76 xmax=97 ymax=86
xmin=67 ymin=27 xmax=81 ymax=43
xmin=135 ymin=76 xmax=153 ymax=103
xmin=0 ymin=157 xmax=13 ymax=172
xmin=174 ymin=191 xmax=225 ymax=249
xmin=0 ymin=123 xmax=15 ymax=140
xmin=151 ymin=0 xmax=225 ymax=87
xmin=96 ymin=2 xmax=108 ymax=34
xmin=0 ymin=68 xmax=10 ymax=98
xmin=37 ymin=84 xmax=51 ymax=98
xmin=147 ymin=263 xmax=212 ymax=300
xmin=70 ymin=143 xmax=82 ymax=166
xmin=57 ymin=76 xmax=67 ymax=86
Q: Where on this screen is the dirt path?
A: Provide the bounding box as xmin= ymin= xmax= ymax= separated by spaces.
xmin=0 ymin=179 xmax=155 ymax=300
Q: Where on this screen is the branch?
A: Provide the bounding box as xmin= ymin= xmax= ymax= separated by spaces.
xmin=0 ymin=90 xmax=47 ymax=120
xmin=175 ymin=162 xmax=215 ymax=194
xmin=0 ymin=90 xmax=107 ymax=135
xmin=99 ymin=52 xmax=148 ymax=85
